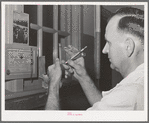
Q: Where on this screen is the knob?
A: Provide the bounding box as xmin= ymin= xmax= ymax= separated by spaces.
xmin=6 ymin=69 xmax=10 ymax=75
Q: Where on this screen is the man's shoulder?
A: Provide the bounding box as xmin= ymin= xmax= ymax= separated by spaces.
xmin=118 ymin=63 xmax=144 ymax=86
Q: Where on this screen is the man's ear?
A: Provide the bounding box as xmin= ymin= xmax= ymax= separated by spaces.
xmin=125 ymin=38 xmax=135 ymax=57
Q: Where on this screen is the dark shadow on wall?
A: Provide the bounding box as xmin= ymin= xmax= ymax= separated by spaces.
xmin=81 ymin=34 xmax=95 ymax=82
xmin=81 ymin=32 xmax=112 ymax=91
xmin=100 ymin=15 xmax=112 ymax=91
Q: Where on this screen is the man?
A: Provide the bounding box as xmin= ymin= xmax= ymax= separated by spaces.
xmin=44 ymin=7 xmax=144 ymax=110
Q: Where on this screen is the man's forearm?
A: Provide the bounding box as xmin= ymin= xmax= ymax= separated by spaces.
xmin=45 ymin=84 xmax=60 ymax=110
xmin=78 ymin=75 xmax=102 ymax=106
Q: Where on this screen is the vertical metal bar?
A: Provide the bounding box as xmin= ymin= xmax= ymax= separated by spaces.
xmin=70 ymin=5 xmax=72 ymax=45
xmin=65 ymin=5 xmax=70 ymax=60
xmin=5 ymin=5 xmax=10 ymax=44
xmin=65 ymin=5 xmax=72 ymax=46
xmin=78 ymin=5 xmax=81 ymax=50
xmin=94 ymin=5 xmax=101 ymax=88
xmin=72 ymin=5 xmax=79 ymax=49
xmin=60 ymin=5 xmax=66 ymax=61
xmin=53 ymin=5 xmax=58 ymax=63
xmin=37 ymin=5 xmax=43 ymax=57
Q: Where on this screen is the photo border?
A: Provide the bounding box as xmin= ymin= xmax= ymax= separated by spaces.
xmin=1 ymin=0 xmax=148 ymax=122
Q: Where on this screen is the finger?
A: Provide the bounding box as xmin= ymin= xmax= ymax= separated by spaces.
xmin=65 ymin=70 xmax=68 ymax=75
xmin=67 ymin=45 xmax=79 ymax=55
xmin=65 ymin=70 xmax=73 ymax=78
xmin=65 ymin=75 xmax=68 ymax=78
xmin=71 ymin=46 xmax=79 ymax=54
xmin=55 ymin=58 xmax=60 ymax=68
xmin=60 ymin=82 xmax=62 ymax=88
xmin=69 ymin=67 xmax=74 ymax=74
xmin=61 ymin=63 xmax=71 ymax=70
xmin=64 ymin=47 xmax=74 ymax=57
xmin=68 ymin=45 xmax=72 ymax=49
xmin=67 ymin=59 xmax=80 ymax=70
xmin=61 ymin=60 xmax=65 ymax=64
xmin=40 ymin=74 xmax=49 ymax=83
xmin=64 ymin=70 xmax=68 ymax=78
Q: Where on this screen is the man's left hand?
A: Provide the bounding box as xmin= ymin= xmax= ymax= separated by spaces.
xmin=47 ymin=58 xmax=62 ymax=88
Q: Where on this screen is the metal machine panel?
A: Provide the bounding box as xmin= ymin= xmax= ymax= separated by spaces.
xmin=5 ymin=44 xmax=37 ymax=80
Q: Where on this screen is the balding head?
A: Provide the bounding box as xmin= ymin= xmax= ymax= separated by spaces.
xmin=108 ymin=7 xmax=144 ymax=45
xmin=102 ymin=7 xmax=144 ymax=77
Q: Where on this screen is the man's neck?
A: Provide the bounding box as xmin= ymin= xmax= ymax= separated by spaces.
xmin=121 ymin=55 xmax=144 ymax=78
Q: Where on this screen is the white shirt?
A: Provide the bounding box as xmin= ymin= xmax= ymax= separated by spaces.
xmin=87 ymin=64 xmax=144 ymax=110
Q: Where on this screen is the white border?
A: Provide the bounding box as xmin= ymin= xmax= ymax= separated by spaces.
xmin=1 ymin=1 xmax=148 ymax=121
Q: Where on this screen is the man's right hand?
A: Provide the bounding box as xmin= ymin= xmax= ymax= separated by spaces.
xmin=62 ymin=45 xmax=88 ymax=81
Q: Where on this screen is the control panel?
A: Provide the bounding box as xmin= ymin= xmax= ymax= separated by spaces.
xmin=5 ymin=44 xmax=37 ymax=80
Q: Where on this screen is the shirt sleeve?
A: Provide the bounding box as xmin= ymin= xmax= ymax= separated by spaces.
xmin=87 ymin=84 xmax=143 ymax=110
